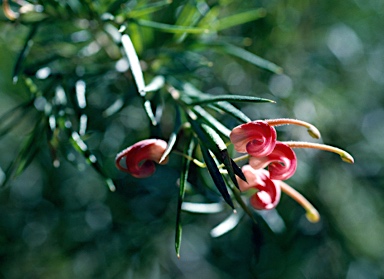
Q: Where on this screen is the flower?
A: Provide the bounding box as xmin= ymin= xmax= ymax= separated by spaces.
xmin=115 ymin=139 xmax=168 ymax=178
xmin=229 ymin=120 xmax=277 ymax=157
xmin=249 ymin=142 xmax=297 ymax=180
xmin=237 ymin=165 xmax=281 ymax=210
xmin=229 ymin=118 xmax=354 ymax=222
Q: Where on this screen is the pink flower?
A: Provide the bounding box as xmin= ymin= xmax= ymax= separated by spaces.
xmin=229 ymin=120 xmax=277 ymax=157
xmin=115 ymin=139 xmax=168 ymax=178
xmin=249 ymin=142 xmax=297 ymax=180
xmin=237 ymin=165 xmax=281 ymax=210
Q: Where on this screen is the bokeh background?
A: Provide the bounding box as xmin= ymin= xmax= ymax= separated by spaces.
xmin=0 ymin=0 xmax=383 ymax=278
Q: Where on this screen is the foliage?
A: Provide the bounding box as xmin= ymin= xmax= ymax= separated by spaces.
xmin=0 ymin=0 xmax=383 ymax=278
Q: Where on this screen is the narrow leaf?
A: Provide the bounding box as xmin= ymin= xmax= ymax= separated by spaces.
xmin=143 ymin=100 xmax=157 ymax=126
xmin=160 ymin=106 xmax=182 ymax=163
xmin=181 ymin=202 xmax=225 ymax=213
xmin=220 ymin=44 xmax=283 ymax=74
xmin=212 ymin=101 xmax=251 ymax=123
xmin=175 ymin=137 xmax=195 ymax=258
xmin=13 ymin=24 xmax=39 ymax=83
xmin=209 ymin=8 xmax=266 ymax=31
xmin=210 ymin=211 xmax=243 ymax=238
xmin=193 ymin=105 xmax=231 ymax=138
xmin=136 ymin=19 xmax=209 ymax=34
xmin=188 ymin=95 xmax=274 ymax=105
xmin=2 ymin=118 xmax=44 ymax=187
xmin=70 ymin=131 xmax=116 ymax=191
xmin=127 ymin=0 xmax=172 ymax=18
xmin=121 ymin=34 xmax=146 ymax=96
xmin=200 ymin=144 xmax=234 ymax=209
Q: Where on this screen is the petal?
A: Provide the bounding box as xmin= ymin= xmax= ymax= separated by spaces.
xmin=249 ymin=142 xmax=297 ymax=180
xmin=115 ymin=139 xmax=168 ymax=178
xmin=236 ymin=165 xmax=281 ymax=210
xmin=230 ymin=121 xmax=277 ymax=157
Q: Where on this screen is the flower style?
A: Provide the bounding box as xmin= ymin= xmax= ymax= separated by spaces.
xmin=230 ymin=120 xmax=277 ymax=157
xmin=237 ymin=165 xmax=281 ymax=210
xmin=115 ymin=139 xmax=168 ymax=178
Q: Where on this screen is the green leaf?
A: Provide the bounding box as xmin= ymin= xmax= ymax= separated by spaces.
xmin=219 ymin=44 xmax=283 ymax=74
xmin=1 ymin=117 xmax=45 ymax=188
xmin=200 ymin=143 xmax=234 ymax=209
xmin=121 ymin=34 xmax=146 ymax=96
xmin=127 ymin=0 xmax=172 ymax=18
xmin=175 ymin=137 xmax=195 ymax=258
xmin=70 ymin=131 xmax=116 ymax=191
xmin=188 ymin=94 xmax=275 ymax=105
xmin=13 ymin=24 xmax=39 ymax=83
xmin=0 ymin=101 xmax=34 ymax=138
xmin=172 ymin=0 xmax=210 ymax=42
xmin=208 ymin=8 xmax=266 ymax=31
xmin=193 ymin=105 xmax=231 ymax=138
xmin=160 ymin=106 xmax=182 ymax=163
xmin=136 ymin=19 xmax=209 ymax=34
xmin=212 ymin=101 xmax=251 ymax=123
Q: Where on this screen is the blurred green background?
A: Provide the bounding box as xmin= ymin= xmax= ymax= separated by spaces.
xmin=0 ymin=0 xmax=383 ymax=278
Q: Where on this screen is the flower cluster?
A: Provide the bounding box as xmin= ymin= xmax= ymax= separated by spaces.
xmin=115 ymin=118 xmax=354 ymax=223
xmin=230 ymin=118 xmax=354 ymax=222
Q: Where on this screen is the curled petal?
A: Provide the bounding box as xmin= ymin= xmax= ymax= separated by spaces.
xmin=230 ymin=121 xmax=277 ymax=157
xmin=237 ymin=165 xmax=281 ymax=210
xmin=249 ymin=142 xmax=297 ymax=180
xmin=115 ymin=139 xmax=168 ymax=178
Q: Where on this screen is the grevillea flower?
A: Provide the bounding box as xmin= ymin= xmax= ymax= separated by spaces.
xmin=249 ymin=142 xmax=297 ymax=181
xmin=229 ymin=120 xmax=277 ymax=157
xmin=115 ymin=139 xmax=168 ymax=178
xmin=237 ymin=165 xmax=281 ymax=210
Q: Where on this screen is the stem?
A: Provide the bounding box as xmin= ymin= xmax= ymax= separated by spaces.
xmin=279 ymin=181 xmax=320 ymax=223
xmin=282 ymin=141 xmax=354 ymax=164
xmin=173 ymin=151 xmax=206 ymax=168
xmin=265 ymin=118 xmax=321 ymax=139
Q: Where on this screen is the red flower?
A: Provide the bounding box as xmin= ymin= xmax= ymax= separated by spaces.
xmin=229 ymin=120 xmax=277 ymax=157
xmin=249 ymin=142 xmax=297 ymax=180
xmin=115 ymin=139 xmax=168 ymax=178
xmin=237 ymin=165 xmax=281 ymax=210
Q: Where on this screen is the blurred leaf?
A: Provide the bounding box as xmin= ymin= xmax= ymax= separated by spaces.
xmin=173 ymin=0 xmax=210 ymax=42
xmin=175 ymin=137 xmax=195 ymax=258
xmin=13 ymin=24 xmax=39 ymax=83
xmin=143 ymin=100 xmax=157 ymax=126
xmin=212 ymin=101 xmax=251 ymax=123
xmin=181 ymin=202 xmax=225 ymax=213
xmin=188 ymin=94 xmax=274 ymax=105
xmin=121 ymin=34 xmax=146 ymax=96
xmin=70 ymin=131 xmax=116 ymax=191
xmin=200 ymin=143 xmax=234 ymax=209
xmin=127 ymin=0 xmax=172 ymax=18
xmin=207 ymin=8 xmax=266 ymax=31
xmin=1 ymin=117 xmax=45 ymax=188
xmin=210 ymin=211 xmax=243 ymax=238
xmin=160 ymin=106 xmax=182 ymax=163
xmin=0 ymin=101 xmax=34 ymax=138
xmin=193 ymin=105 xmax=231 ymax=138
xmin=136 ymin=19 xmax=209 ymax=34
xmin=218 ymin=43 xmax=283 ymax=74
